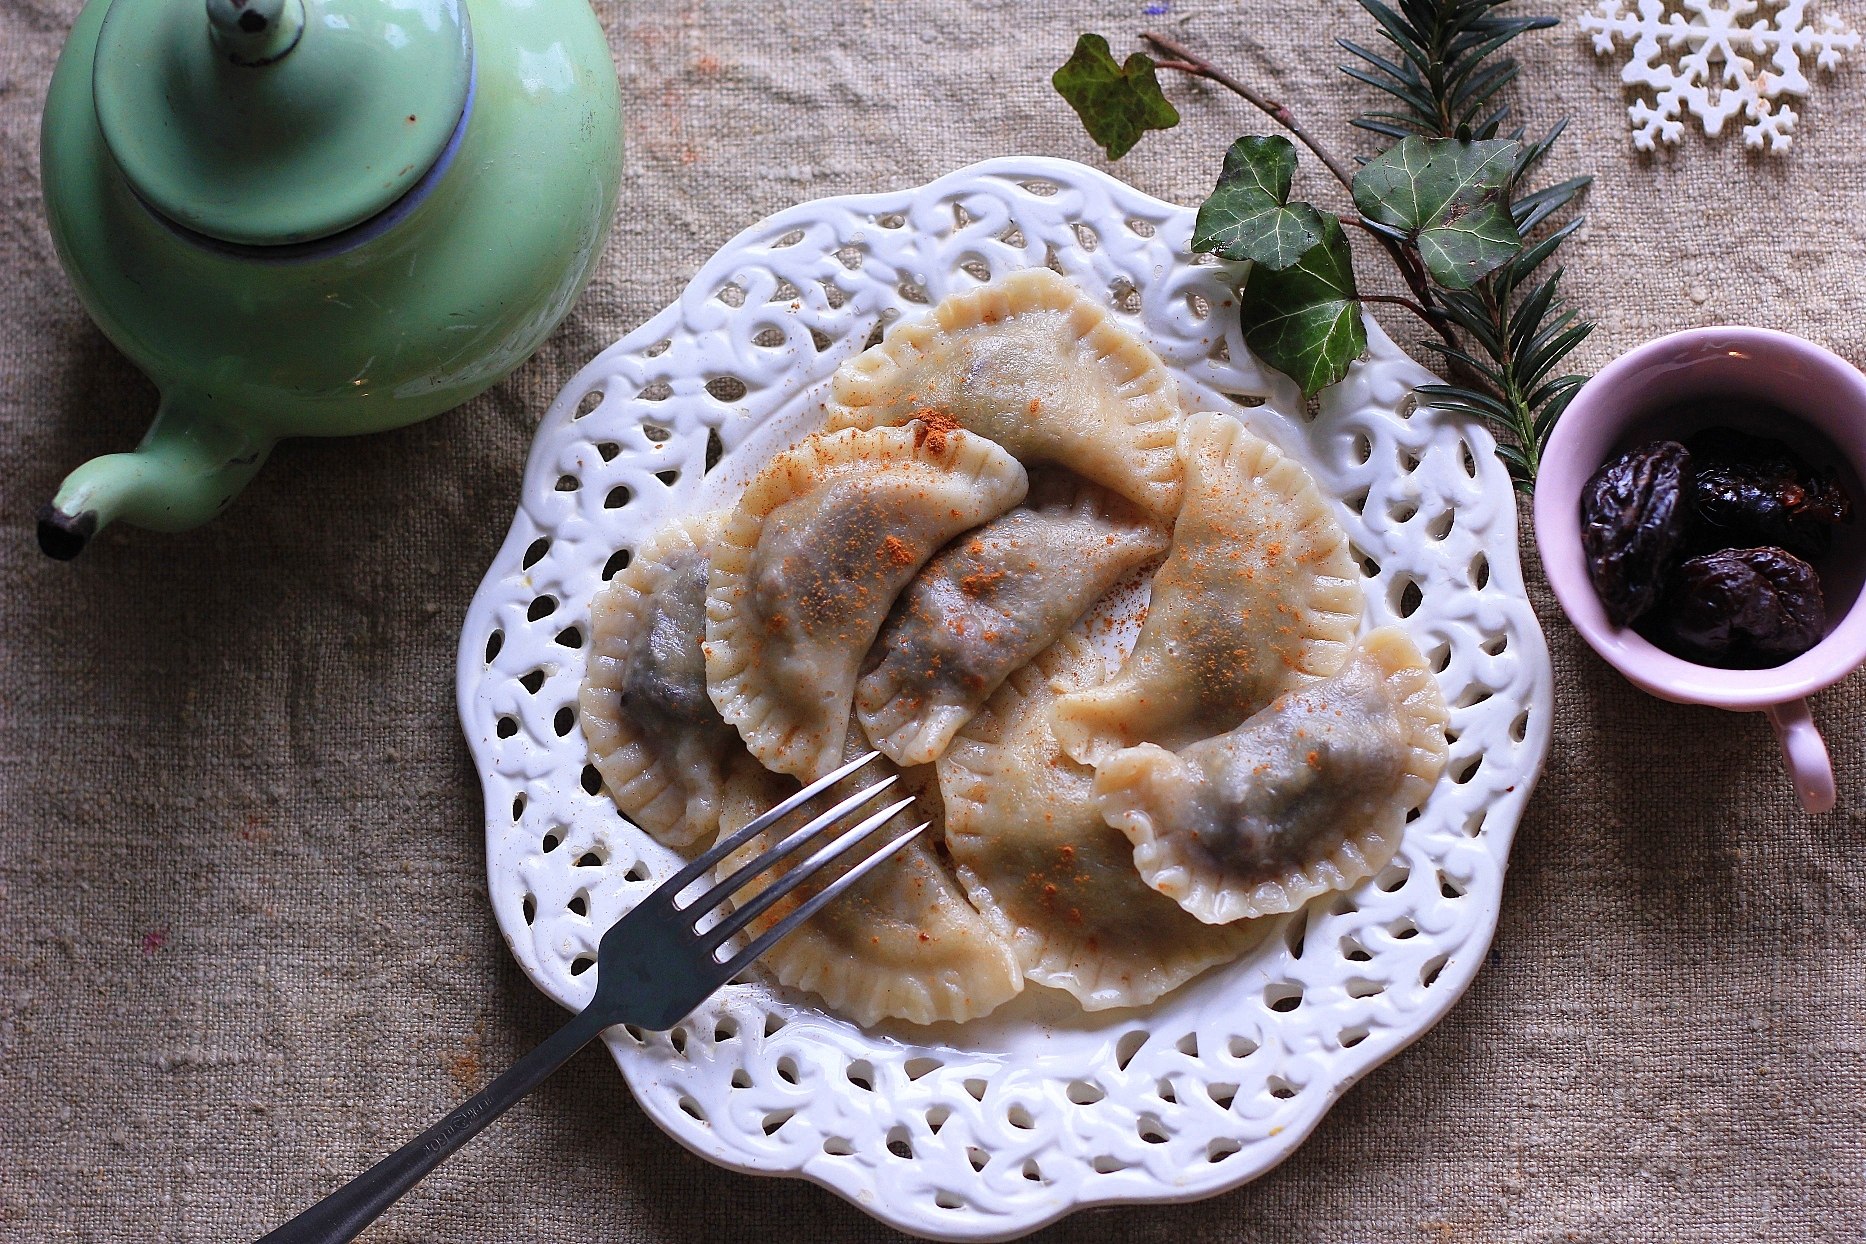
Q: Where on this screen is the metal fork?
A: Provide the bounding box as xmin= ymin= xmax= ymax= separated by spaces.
xmin=258 ymin=751 xmax=920 ymax=1244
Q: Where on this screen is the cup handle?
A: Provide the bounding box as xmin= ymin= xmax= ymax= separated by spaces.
xmin=1764 ymin=699 xmax=1835 ymax=814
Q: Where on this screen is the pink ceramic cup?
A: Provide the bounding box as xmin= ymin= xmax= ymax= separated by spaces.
xmin=1535 ymin=326 xmax=1866 ymax=814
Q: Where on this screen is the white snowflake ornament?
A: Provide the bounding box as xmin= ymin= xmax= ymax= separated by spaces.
xmin=1579 ymin=0 xmax=1860 ymax=152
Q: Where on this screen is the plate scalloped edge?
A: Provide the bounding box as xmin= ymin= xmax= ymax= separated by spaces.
xmin=455 ymin=156 xmax=1554 ymax=1242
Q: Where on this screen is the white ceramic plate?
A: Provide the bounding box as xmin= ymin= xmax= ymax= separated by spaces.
xmin=456 ymin=157 xmax=1552 ymax=1241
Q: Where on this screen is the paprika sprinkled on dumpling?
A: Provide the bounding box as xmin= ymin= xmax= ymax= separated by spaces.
xmin=938 ymin=635 xmax=1268 ymax=1009
xmin=826 ymin=268 xmax=1185 ymax=517
xmin=856 ymin=470 xmax=1167 ymax=767
xmin=705 ymin=423 xmax=1026 ymax=781
xmin=1050 ymin=411 xmax=1363 ymax=764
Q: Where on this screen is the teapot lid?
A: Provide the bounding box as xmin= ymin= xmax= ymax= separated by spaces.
xmin=92 ymin=0 xmax=473 ymax=247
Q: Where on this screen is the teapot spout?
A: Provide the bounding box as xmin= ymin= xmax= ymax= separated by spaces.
xmin=38 ymin=400 xmax=272 ymax=559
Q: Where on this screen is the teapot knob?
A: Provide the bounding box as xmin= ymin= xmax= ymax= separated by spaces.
xmin=204 ymin=0 xmax=304 ymax=66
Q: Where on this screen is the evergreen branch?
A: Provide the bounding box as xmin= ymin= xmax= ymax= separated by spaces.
xmin=1346 ymin=0 xmax=1594 ymax=491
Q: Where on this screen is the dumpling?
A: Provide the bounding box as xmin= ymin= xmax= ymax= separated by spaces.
xmin=1050 ymin=411 xmax=1363 ymax=764
xmin=938 ymin=636 xmax=1269 ymax=1010
xmin=826 ymin=268 xmax=1185 ymax=517
xmin=578 ymin=513 xmax=739 ymax=849
xmin=855 ymin=471 xmax=1168 ymax=767
xmin=1093 ymin=628 xmax=1450 ymax=925
xmin=714 ymin=743 xmax=1024 ymax=1026
xmin=705 ymin=423 xmax=1027 ymax=781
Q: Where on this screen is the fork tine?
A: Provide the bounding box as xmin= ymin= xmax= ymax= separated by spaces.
xmin=683 ymin=773 xmax=900 ymax=917
xmin=661 ymin=750 xmax=885 ymax=895
xmin=718 ymin=822 xmax=930 ymax=977
xmin=698 ymin=796 xmax=917 ymax=956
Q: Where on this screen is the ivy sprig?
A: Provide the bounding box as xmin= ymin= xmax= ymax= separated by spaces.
xmin=1050 ymin=3 xmax=1593 ymax=492
xmin=1191 ymin=136 xmax=1328 ymax=270
xmin=1352 ymin=135 xmax=1521 ymax=290
xmin=1052 ymin=34 xmax=1180 ymax=159
xmin=1340 ymin=0 xmax=1558 ymax=142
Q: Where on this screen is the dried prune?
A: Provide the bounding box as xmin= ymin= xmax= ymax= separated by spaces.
xmin=1688 ymin=428 xmax=1853 ymax=558
xmin=1654 ymin=545 xmax=1826 ymax=667
xmin=1580 ymin=439 xmax=1692 ymax=626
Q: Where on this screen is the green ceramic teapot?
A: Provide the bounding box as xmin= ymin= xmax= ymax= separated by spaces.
xmin=37 ymin=0 xmax=623 ymax=558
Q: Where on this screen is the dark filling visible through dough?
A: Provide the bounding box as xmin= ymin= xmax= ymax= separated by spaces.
xmin=753 ymin=483 xmax=921 ymax=650
xmin=622 ymin=549 xmax=717 ymax=724
xmin=1182 ymin=680 xmax=1405 ymax=877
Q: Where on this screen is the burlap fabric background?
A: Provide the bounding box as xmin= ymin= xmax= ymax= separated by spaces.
xmin=4 ymin=1 xmax=1865 ymax=1240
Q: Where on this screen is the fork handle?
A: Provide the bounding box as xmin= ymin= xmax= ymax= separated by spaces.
xmin=256 ymin=1006 xmax=610 ymax=1244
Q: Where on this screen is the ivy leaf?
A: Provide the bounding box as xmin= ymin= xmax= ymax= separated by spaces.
xmin=1351 ymin=135 xmax=1522 ymax=290
xmin=1238 ymin=214 xmax=1366 ymax=397
xmin=1191 ymin=136 xmax=1329 ymax=271
xmin=1052 ymin=34 xmax=1181 ymax=160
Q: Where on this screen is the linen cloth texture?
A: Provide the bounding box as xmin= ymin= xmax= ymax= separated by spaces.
xmin=3 ymin=2 xmax=1863 ymax=1240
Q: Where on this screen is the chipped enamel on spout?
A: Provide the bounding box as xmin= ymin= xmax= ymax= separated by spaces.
xmin=38 ymin=401 xmax=272 ymax=557
xmin=37 ymin=0 xmax=623 ymax=558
